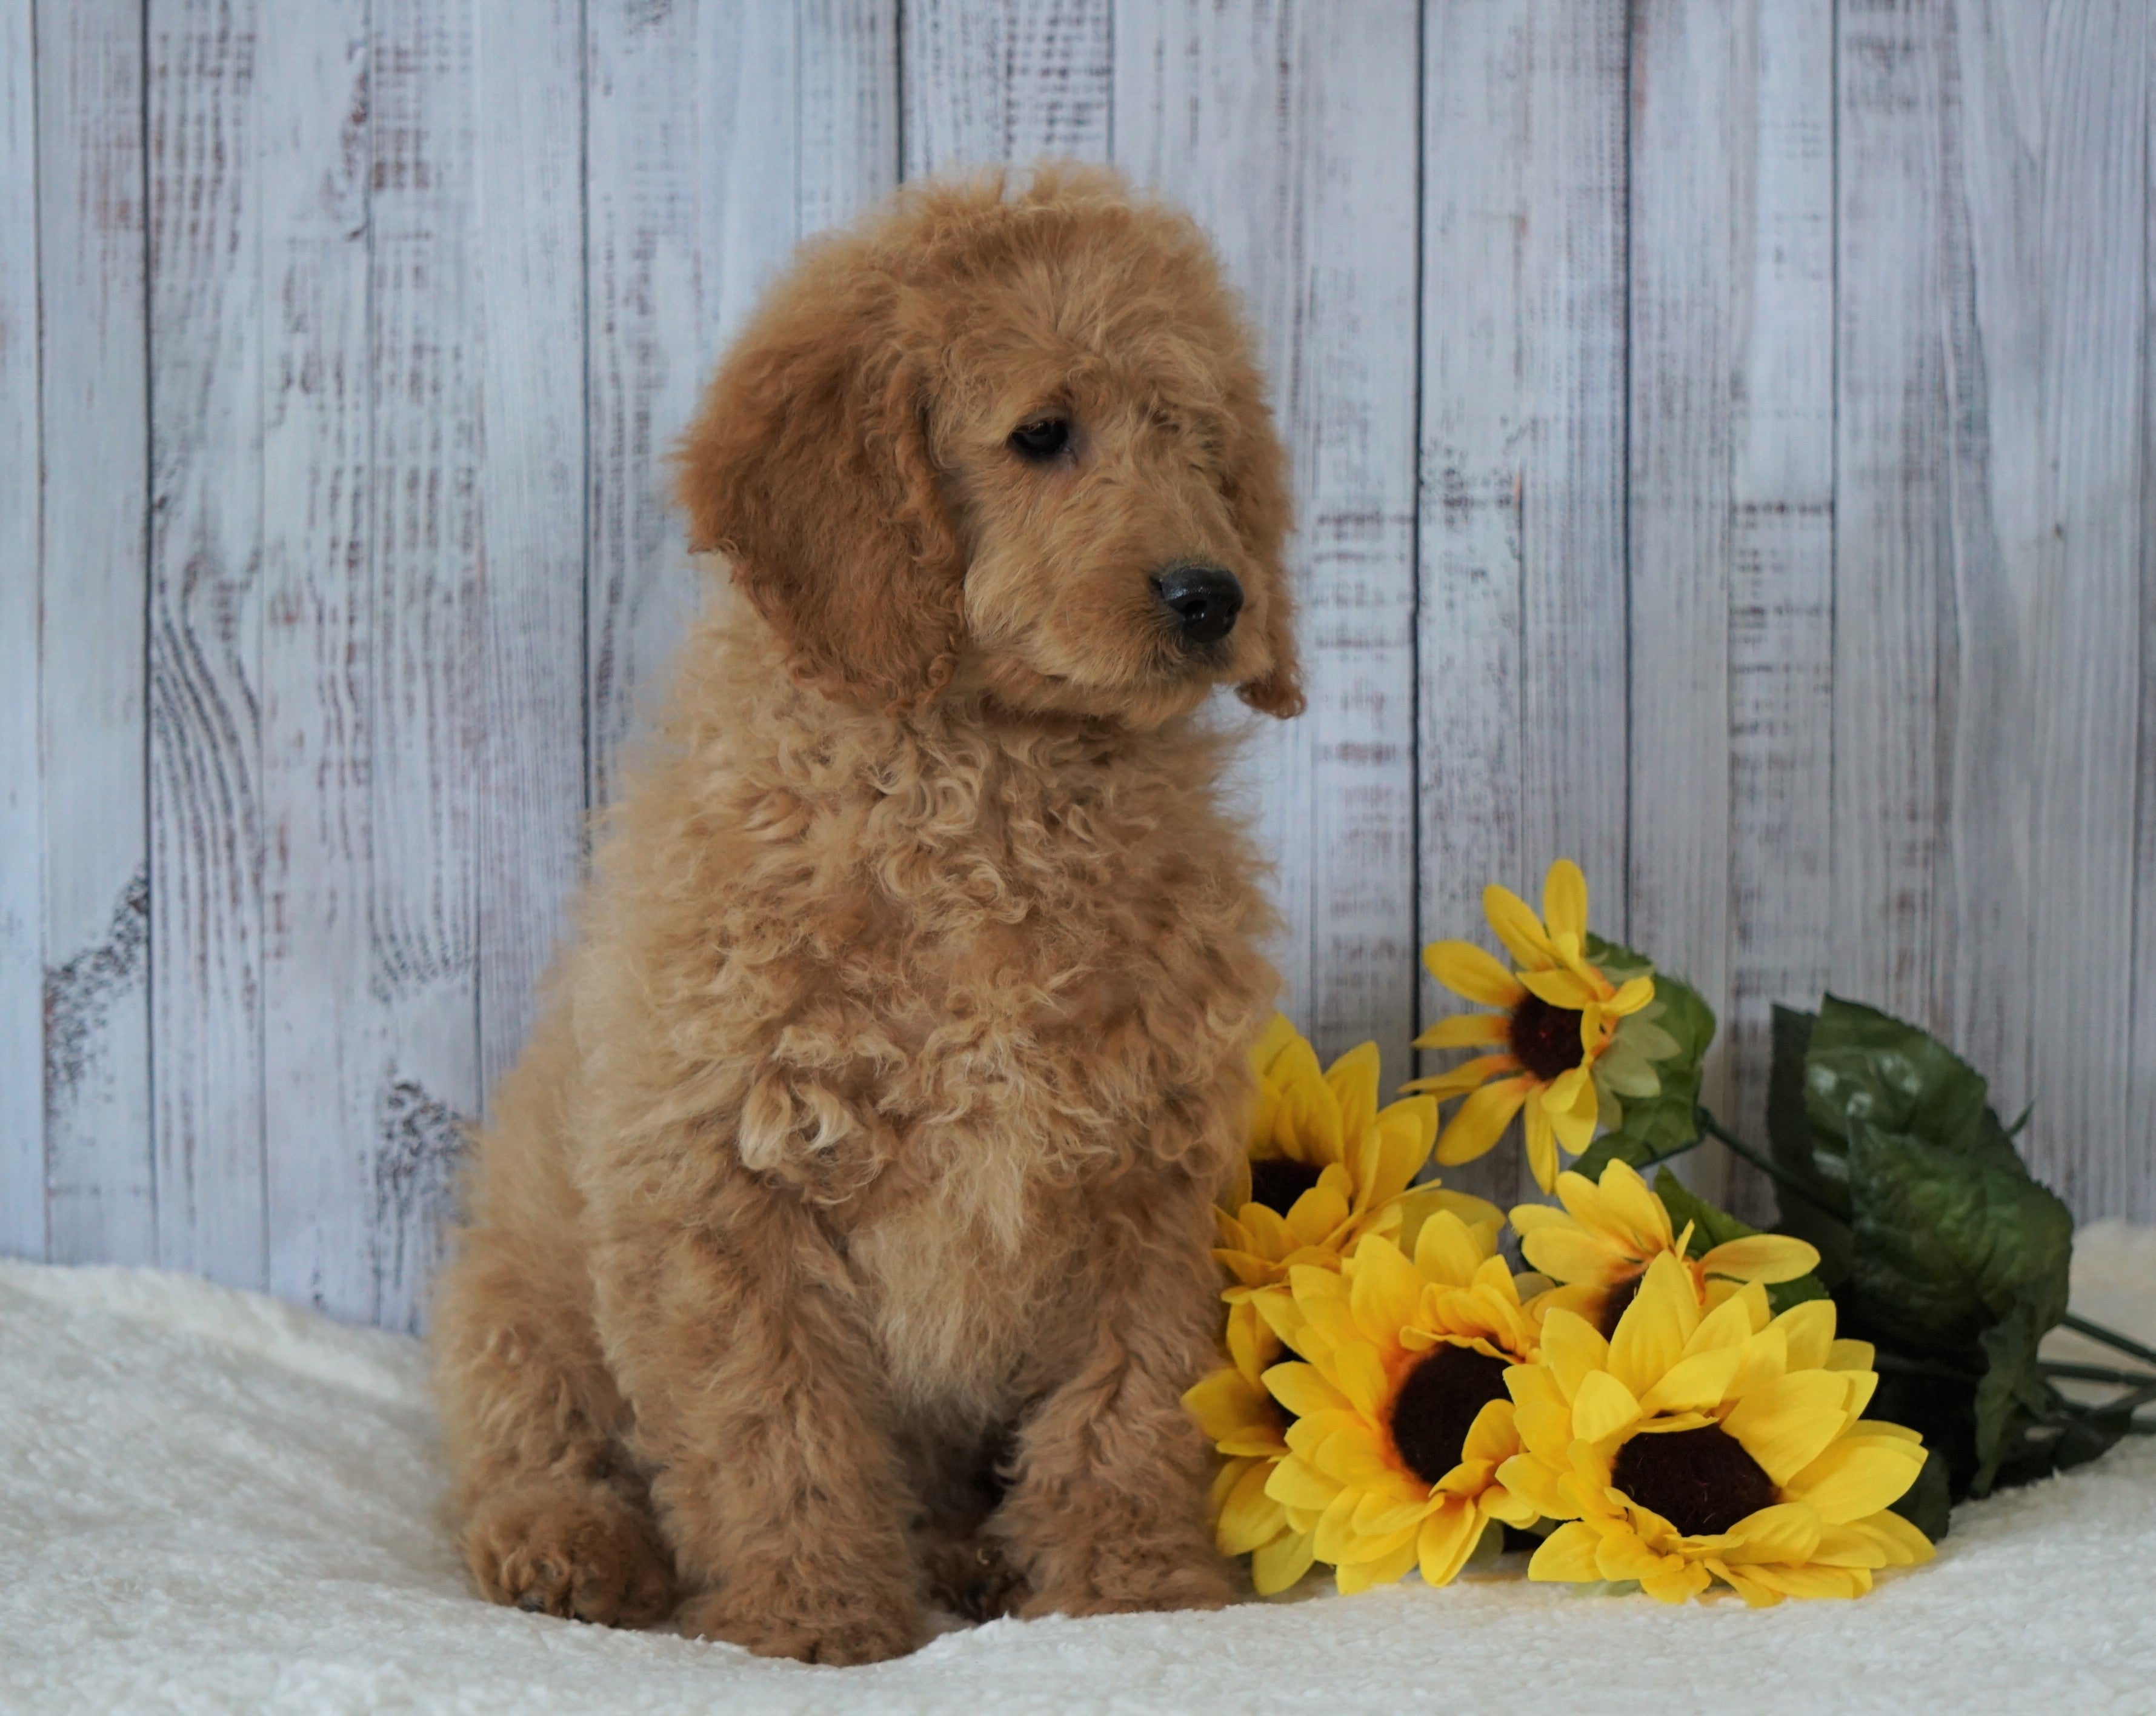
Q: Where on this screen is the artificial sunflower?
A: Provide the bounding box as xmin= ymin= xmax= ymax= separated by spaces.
xmin=1183 ymin=1310 xmax=1316 ymax=1595
xmin=1512 ymin=1158 xmax=1820 ymax=1335
xmin=1257 ymin=1214 xmax=1544 ymax=1594
xmin=1499 ymin=1251 xmax=1934 ymax=1606
xmin=1406 ymin=859 xmax=1655 ymax=1191
xmin=1216 ymin=1015 xmax=1497 ymax=1366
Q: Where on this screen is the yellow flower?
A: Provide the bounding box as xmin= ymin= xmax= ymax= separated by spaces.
xmin=1512 ymin=1159 xmax=1821 ymax=1335
xmin=1217 ymin=1015 xmax=1497 ymax=1366
xmin=1183 ymin=1312 xmax=1316 ymax=1595
xmin=1500 ymin=1251 xmax=1935 ymax=1606
xmin=1406 ymin=860 xmax=1655 ymax=1191
xmin=1257 ymin=1215 xmax=1544 ymax=1594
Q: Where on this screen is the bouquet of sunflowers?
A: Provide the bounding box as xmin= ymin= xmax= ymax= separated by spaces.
xmin=1188 ymin=861 xmax=2154 ymax=1606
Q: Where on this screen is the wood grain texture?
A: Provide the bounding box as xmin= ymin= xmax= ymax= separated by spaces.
xmin=1113 ymin=0 xmax=1420 ymax=1085
xmin=2017 ymin=0 xmax=2145 ymax=1212
xmin=1725 ymin=0 xmax=1835 ymax=1216
xmin=256 ymin=0 xmax=382 ymax=1319
xmin=901 ymin=0 xmax=1109 ymax=176
xmin=1628 ymin=0 xmax=1737 ymax=1206
xmin=1833 ymin=0 xmax=1953 ymax=1045
xmin=10 ymin=0 xmax=2156 ymax=1309
xmin=1419 ymin=0 xmax=1631 ymax=1212
xmin=362 ymin=0 xmax=485 ymax=1329
xmin=472 ymin=0 xmax=588 ymax=1111
xmin=585 ymin=0 xmax=897 ymax=813
xmin=37 ymin=0 xmax=155 ymax=1265
xmin=0 ymin=0 xmax=41 ymax=1256
xmin=147 ymin=0 xmax=265 ymax=1285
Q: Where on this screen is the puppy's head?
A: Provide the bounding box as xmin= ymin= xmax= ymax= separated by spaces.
xmin=676 ymin=165 xmax=1303 ymax=726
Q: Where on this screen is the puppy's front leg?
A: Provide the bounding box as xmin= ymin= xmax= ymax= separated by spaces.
xmin=590 ymin=1169 xmax=923 ymax=1664
xmin=997 ymin=1166 xmax=1233 ymax=1617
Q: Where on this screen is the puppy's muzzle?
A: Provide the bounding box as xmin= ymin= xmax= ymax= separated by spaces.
xmin=1151 ymin=564 xmax=1243 ymax=648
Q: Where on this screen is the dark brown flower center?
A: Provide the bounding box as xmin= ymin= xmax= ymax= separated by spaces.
xmin=1596 ymin=1272 xmax=1645 ymax=1338
xmin=1388 ymin=1344 xmax=1513 ymax=1486
xmin=1508 ymin=993 xmax=1586 ymax=1082
xmin=1611 ymin=1425 xmax=1777 ymax=1537
xmin=1248 ymin=1157 xmax=1324 ymax=1216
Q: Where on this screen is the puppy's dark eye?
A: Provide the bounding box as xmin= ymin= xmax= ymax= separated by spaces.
xmin=1009 ymin=417 xmax=1071 ymax=462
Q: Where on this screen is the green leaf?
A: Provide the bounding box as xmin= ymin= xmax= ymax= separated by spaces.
xmin=1888 ymin=1447 xmax=1953 ymax=1543
xmin=1652 ymin=1170 xmax=1829 ymax=1317
xmin=1568 ymin=939 xmax=1717 ymax=1182
xmin=1803 ymin=996 xmax=2024 ymax=1176
xmin=1970 ymin=1283 xmax=2065 ymax=1495
xmin=1844 ymin=1122 xmax=2072 ymax=1354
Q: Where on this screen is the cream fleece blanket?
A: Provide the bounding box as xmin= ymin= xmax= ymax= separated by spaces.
xmin=4 ymin=1228 xmax=2154 ymax=1716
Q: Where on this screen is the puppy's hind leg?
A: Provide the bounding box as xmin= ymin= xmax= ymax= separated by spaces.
xmin=430 ymin=1028 xmax=676 ymax=1627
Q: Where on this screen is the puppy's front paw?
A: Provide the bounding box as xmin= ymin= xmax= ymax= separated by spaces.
xmin=464 ymin=1481 xmax=676 ymax=1627
xmin=679 ymin=1578 xmax=923 ymax=1666
xmin=1022 ymin=1534 xmax=1232 ymax=1620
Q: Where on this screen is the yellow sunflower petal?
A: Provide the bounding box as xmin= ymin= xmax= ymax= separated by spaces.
xmin=1722 ymin=1371 xmax=1857 ymax=1486
xmin=1263 ymin=1362 xmax=1350 ymax=1421
xmin=1325 ymin=1043 xmax=1382 ymax=1148
xmin=1842 ymin=1509 xmax=1937 ymax=1568
xmin=1547 ymin=1076 xmax=1602 ymax=1157
xmin=1482 ymin=884 xmax=1557 ymax=969
xmin=1335 ymin=1535 xmax=1420 ymax=1594
xmin=1715 ymin=1502 xmax=1824 ymax=1566
xmin=1435 ymin=1076 xmax=1532 ymax=1166
xmin=1638 ymin=1345 xmax=1745 ymax=1416
xmin=1517 ymin=966 xmax=1599 ymax=1011
xmin=1414 ymin=1012 xmax=1510 ymax=1050
xmin=1782 ymin=1434 xmax=1927 ymax=1525
xmin=1184 ymin=1368 xmax=1268 ymax=1443
xmin=1250 ymin=1529 xmax=1316 ymax=1595
xmin=1539 ymin=1309 xmax=1612 ymax=1403
xmin=1528 ymin=1520 xmax=1606 ymax=1584
xmin=1523 ymin=1100 xmax=1560 ymax=1192
xmin=1603 ymin=975 xmax=1655 ymax=1017
xmin=1416 ymin=1502 xmax=1488 ymax=1588
xmin=1542 ymin=859 xmax=1589 ymax=942
xmin=1569 ymin=1371 xmax=1643 ymax=1443
xmin=1265 ymin=1453 xmax=1344 ymax=1512
xmin=1424 ymin=940 xmax=1528 ymax=1008
xmin=1402 ymin=1053 xmax=1519 ymax=1101
xmin=1461 ymin=1397 xmax=1522 ymax=1466
xmin=1700 ymin=1234 xmax=1822 ymax=1286
xmin=1218 ymin=1459 xmax=1291 ymax=1554
xmin=1331 ymin=1341 xmax=1391 ymax=1419
xmin=1366 ymin=1103 xmax=1438 ymax=1205
xmin=1349 ymin=1237 xmax=1423 ymax=1346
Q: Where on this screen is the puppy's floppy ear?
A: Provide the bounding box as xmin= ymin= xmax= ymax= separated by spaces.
xmin=1220 ymin=380 xmax=1305 ymax=720
xmin=674 ymin=255 xmax=963 ymax=712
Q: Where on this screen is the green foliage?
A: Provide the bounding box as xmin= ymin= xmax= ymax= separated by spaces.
xmin=1762 ymin=996 xmax=2118 ymax=1503
xmin=1569 ymin=937 xmax=1716 ymax=1183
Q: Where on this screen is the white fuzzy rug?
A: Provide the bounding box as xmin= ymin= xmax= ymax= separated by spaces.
xmin=4 ymin=1230 xmax=2154 ymax=1716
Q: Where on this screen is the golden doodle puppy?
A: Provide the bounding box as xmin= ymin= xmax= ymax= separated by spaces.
xmin=431 ymin=165 xmax=1303 ymax=1665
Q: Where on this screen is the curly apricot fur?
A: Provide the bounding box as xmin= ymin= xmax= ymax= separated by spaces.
xmin=431 ymin=165 xmax=1300 ymax=1665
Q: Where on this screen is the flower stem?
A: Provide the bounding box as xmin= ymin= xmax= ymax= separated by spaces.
xmin=2060 ymin=1312 xmax=2156 ymax=1372
xmin=1692 ymin=1106 xmax=1849 ymax=1222
xmin=2041 ymin=1360 xmax=2156 ymax=1387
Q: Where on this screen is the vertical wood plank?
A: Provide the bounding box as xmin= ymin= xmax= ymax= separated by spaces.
xmin=1419 ymin=0 xmax=1629 ymax=1211
xmin=0 ymin=0 xmax=41 ymax=1256
xmin=2138 ymin=8 xmax=2156 ymax=1223
xmin=2019 ymin=0 xmax=2144 ymax=1212
xmin=587 ymin=0 xmax=898 ymax=811
xmin=36 ymin=0 xmax=155 ymax=1265
xmin=1833 ymin=0 xmax=1953 ymax=1041
xmin=901 ymin=0 xmax=1110 ymax=178
xmin=472 ymin=0 xmax=587 ymax=1116
xmin=1628 ymin=0 xmax=1735 ymax=1203
xmin=257 ymin=0 xmax=378 ymax=1317
xmin=1113 ymin=0 xmax=1420 ymax=1084
xmin=364 ymin=0 xmax=484 ymax=1329
xmin=147 ymin=0 xmax=265 ymax=1285
xmin=1725 ymin=0 xmax=1834 ymax=1211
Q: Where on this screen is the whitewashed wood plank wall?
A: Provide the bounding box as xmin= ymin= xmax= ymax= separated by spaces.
xmin=2 ymin=0 xmax=2150 ymax=1329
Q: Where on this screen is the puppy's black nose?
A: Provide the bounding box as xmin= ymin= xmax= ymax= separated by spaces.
xmin=1151 ymin=565 xmax=1243 ymax=647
